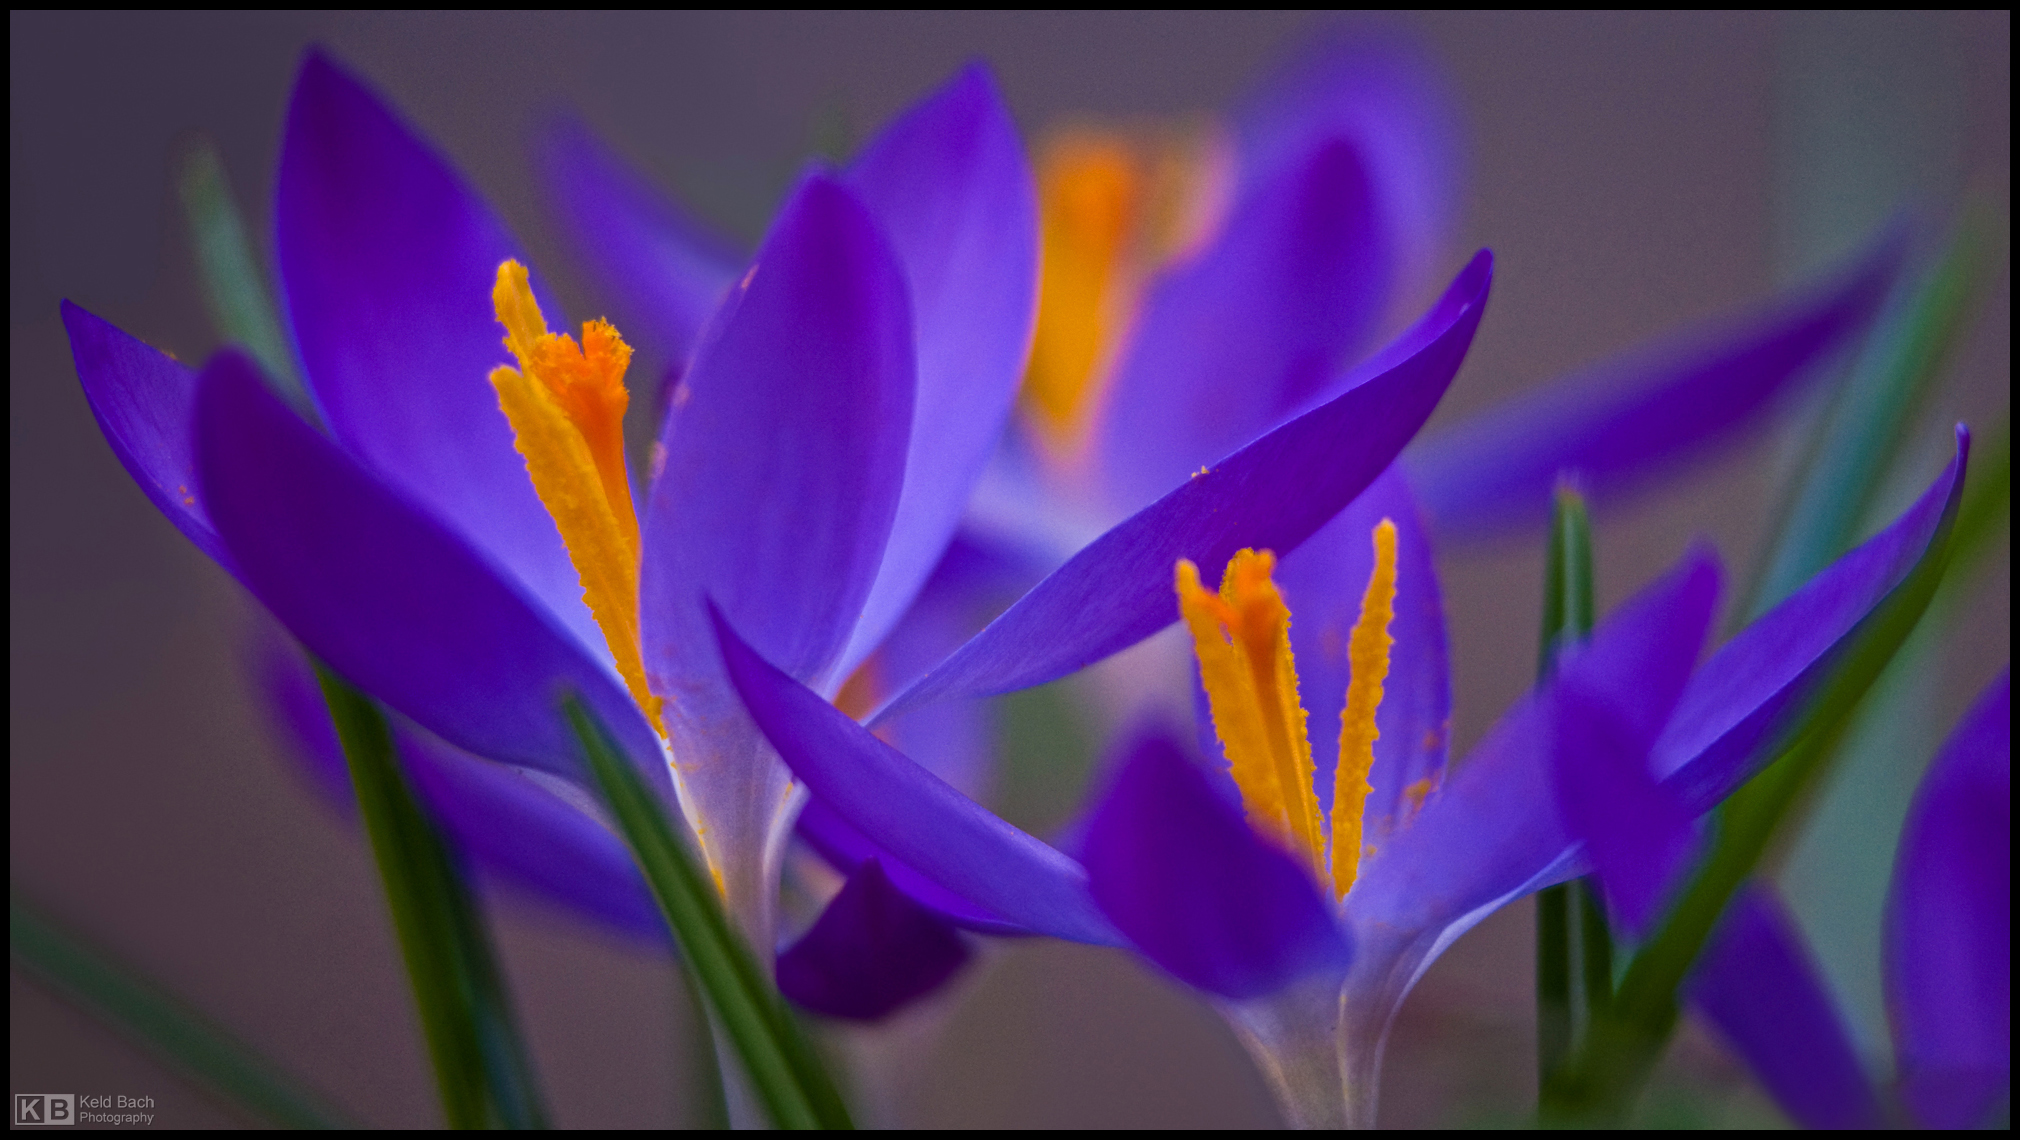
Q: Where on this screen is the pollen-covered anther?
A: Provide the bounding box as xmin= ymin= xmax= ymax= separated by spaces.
xmin=1177 ymin=523 xmax=1401 ymax=904
xmin=1330 ymin=519 xmax=1398 ymax=900
xmin=489 ymin=260 xmax=662 ymax=735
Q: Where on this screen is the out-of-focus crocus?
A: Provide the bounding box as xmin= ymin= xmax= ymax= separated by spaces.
xmin=1569 ymin=661 xmax=2008 ymax=1130
xmin=713 ymin=422 xmax=1969 ymax=1125
xmin=62 ymin=49 xmax=1044 ymax=956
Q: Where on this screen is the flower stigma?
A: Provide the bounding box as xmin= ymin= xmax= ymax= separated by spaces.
xmin=489 ymin=260 xmax=664 ymax=736
xmin=1177 ymin=520 xmax=1399 ymax=902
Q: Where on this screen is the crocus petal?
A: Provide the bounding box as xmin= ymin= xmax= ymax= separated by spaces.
xmin=641 ymin=171 xmax=912 ymax=701
xmin=712 ymin=604 xmax=1121 ymax=947
xmin=1230 ymin=25 xmax=1463 ymax=302
xmin=1092 ymin=138 xmax=1392 ymax=515
xmin=1408 ymin=224 xmax=1904 ymax=537
xmin=1275 ymin=462 xmax=1450 ymax=840
xmin=794 ymin=798 xmax=1024 ymax=936
xmin=775 ymin=859 xmax=973 ymax=1021
xmin=1550 ymin=658 xmax=1706 ymax=938
xmin=836 ymin=62 xmax=1040 ymax=677
xmin=397 ymin=723 xmax=665 ymax=941
xmin=1342 ymin=546 xmax=1721 ymax=1017
xmin=880 ymin=252 xmax=1491 ymax=720
xmin=260 ymin=636 xmax=662 ymax=938
xmin=636 ymin=173 xmax=914 ymax=938
xmin=1688 ymin=884 xmax=1883 ymax=1129
xmin=1886 ymin=669 xmax=2010 ymax=1129
xmin=1654 ymin=428 xmax=1969 ymax=810
xmin=196 ymin=350 xmax=666 ymax=793
xmin=538 ymin=117 xmax=743 ymax=376
xmin=275 ymin=51 xmax=604 ymax=659
xmin=1083 ymin=732 xmax=1352 ymax=1000
xmin=61 ymin=301 xmax=236 ymax=575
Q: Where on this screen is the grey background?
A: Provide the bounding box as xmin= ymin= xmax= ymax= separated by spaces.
xmin=11 ymin=11 xmax=2008 ymax=1127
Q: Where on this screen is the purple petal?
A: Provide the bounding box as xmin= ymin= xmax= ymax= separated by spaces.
xmin=836 ymin=63 xmax=1039 ymax=676
xmin=775 ymin=859 xmax=973 ymax=1021
xmin=1346 ymin=545 xmax=1721 ymax=950
xmin=1231 ymin=25 xmax=1463 ymax=304
xmin=1550 ymin=671 xmax=1703 ymax=939
xmin=397 ymin=722 xmax=665 ymax=941
xmin=1654 ymin=430 xmax=1969 ymax=811
xmin=275 ymin=51 xmax=603 ymax=658
xmin=640 ymin=172 xmax=912 ymax=701
xmin=258 ymin=636 xmax=662 ymax=939
xmin=196 ymin=350 xmax=666 ymax=794
xmin=1687 ymin=885 xmax=1883 ymax=1130
xmin=880 ymin=252 xmax=1491 ymax=719
xmin=1887 ymin=669 xmax=2010 ymax=1129
xmin=1274 ymin=463 xmax=1450 ymax=842
xmin=711 ymin=603 xmax=1121 ymax=946
xmin=1408 ymin=224 xmax=1904 ymax=537
xmin=795 ymin=798 xmax=1024 ymax=936
xmin=538 ymin=117 xmax=743 ymax=376
xmin=1092 ymin=138 xmax=1393 ymax=516
xmin=61 ymin=302 xmax=236 ymax=575
xmin=1082 ymin=732 xmax=1352 ymax=1000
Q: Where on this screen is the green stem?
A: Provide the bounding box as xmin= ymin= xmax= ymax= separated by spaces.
xmin=565 ymin=696 xmax=852 ymax=1130
xmin=11 ymin=893 xmax=360 ymax=1128
xmin=1535 ymin=481 xmax=1608 ymax=1089
xmin=317 ymin=665 xmax=548 ymax=1129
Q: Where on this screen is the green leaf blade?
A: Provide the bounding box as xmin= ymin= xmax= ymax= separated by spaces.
xmin=316 ymin=665 xmax=549 ymax=1130
xmin=564 ymin=697 xmax=852 ymax=1130
xmin=11 ymin=893 xmax=362 ymax=1129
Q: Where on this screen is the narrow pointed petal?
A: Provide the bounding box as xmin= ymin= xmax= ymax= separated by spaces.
xmin=260 ymin=600 xmax=664 ymax=940
xmin=1409 ymin=225 xmax=1904 ymax=537
xmin=1093 ymin=138 xmax=1392 ymax=515
xmin=641 ymin=172 xmax=912 ymax=700
xmin=712 ymin=605 xmax=1121 ymax=947
xmin=775 ymin=860 xmax=972 ymax=1021
xmin=794 ymin=798 xmax=1024 ymax=935
xmin=1654 ymin=431 xmax=1968 ymax=810
xmin=1231 ymin=26 xmax=1463 ymax=303
xmin=62 ymin=301 xmax=236 ymax=575
xmin=1887 ymin=670 xmax=2010 ymax=1129
xmin=881 ymin=252 xmax=1491 ymax=719
xmin=398 ymin=725 xmax=665 ymax=941
xmin=1276 ymin=463 xmax=1450 ymax=841
xmin=275 ymin=51 xmax=603 ymax=657
xmin=538 ymin=118 xmax=743 ymax=374
xmin=196 ymin=351 xmax=665 ymax=794
xmin=1083 ymin=733 xmax=1352 ymax=1000
xmin=1686 ymin=885 xmax=1883 ymax=1129
xmin=1346 ymin=546 xmax=1720 ymax=965
xmin=837 ymin=63 xmax=1040 ymax=676
xmin=1550 ymin=669 xmax=1703 ymax=938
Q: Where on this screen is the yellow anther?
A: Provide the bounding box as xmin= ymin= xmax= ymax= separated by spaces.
xmin=1330 ymin=519 xmax=1398 ymax=900
xmin=1179 ymin=550 xmax=1326 ymax=883
xmin=1176 ymin=523 xmax=1401 ymax=903
xmin=489 ymin=260 xmax=663 ymax=735
xmin=1023 ymin=132 xmax=1140 ymax=448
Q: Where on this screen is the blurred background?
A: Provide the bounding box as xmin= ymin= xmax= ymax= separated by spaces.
xmin=11 ymin=11 xmax=2008 ymax=1128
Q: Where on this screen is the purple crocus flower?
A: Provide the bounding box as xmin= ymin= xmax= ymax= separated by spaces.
xmin=1566 ymin=656 xmax=2009 ymax=1130
xmin=66 ymin=47 xmax=1491 ymax=989
xmin=63 ymin=48 xmax=1046 ymax=955
xmin=712 ymin=421 xmax=1969 ymax=1124
xmin=537 ymin=28 xmax=1904 ymax=1026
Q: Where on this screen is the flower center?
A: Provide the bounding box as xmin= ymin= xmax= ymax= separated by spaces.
xmin=1177 ymin=520 xmax=1398 ymax=901
xmin=489 ymin=260 xmax=664 ymax=736
xmin=1021 ymin=125 xmax=1229 ymax=451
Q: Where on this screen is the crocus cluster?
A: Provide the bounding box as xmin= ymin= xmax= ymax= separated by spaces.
xmin=65 ymin=29 xmax=2003 ymax=1130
